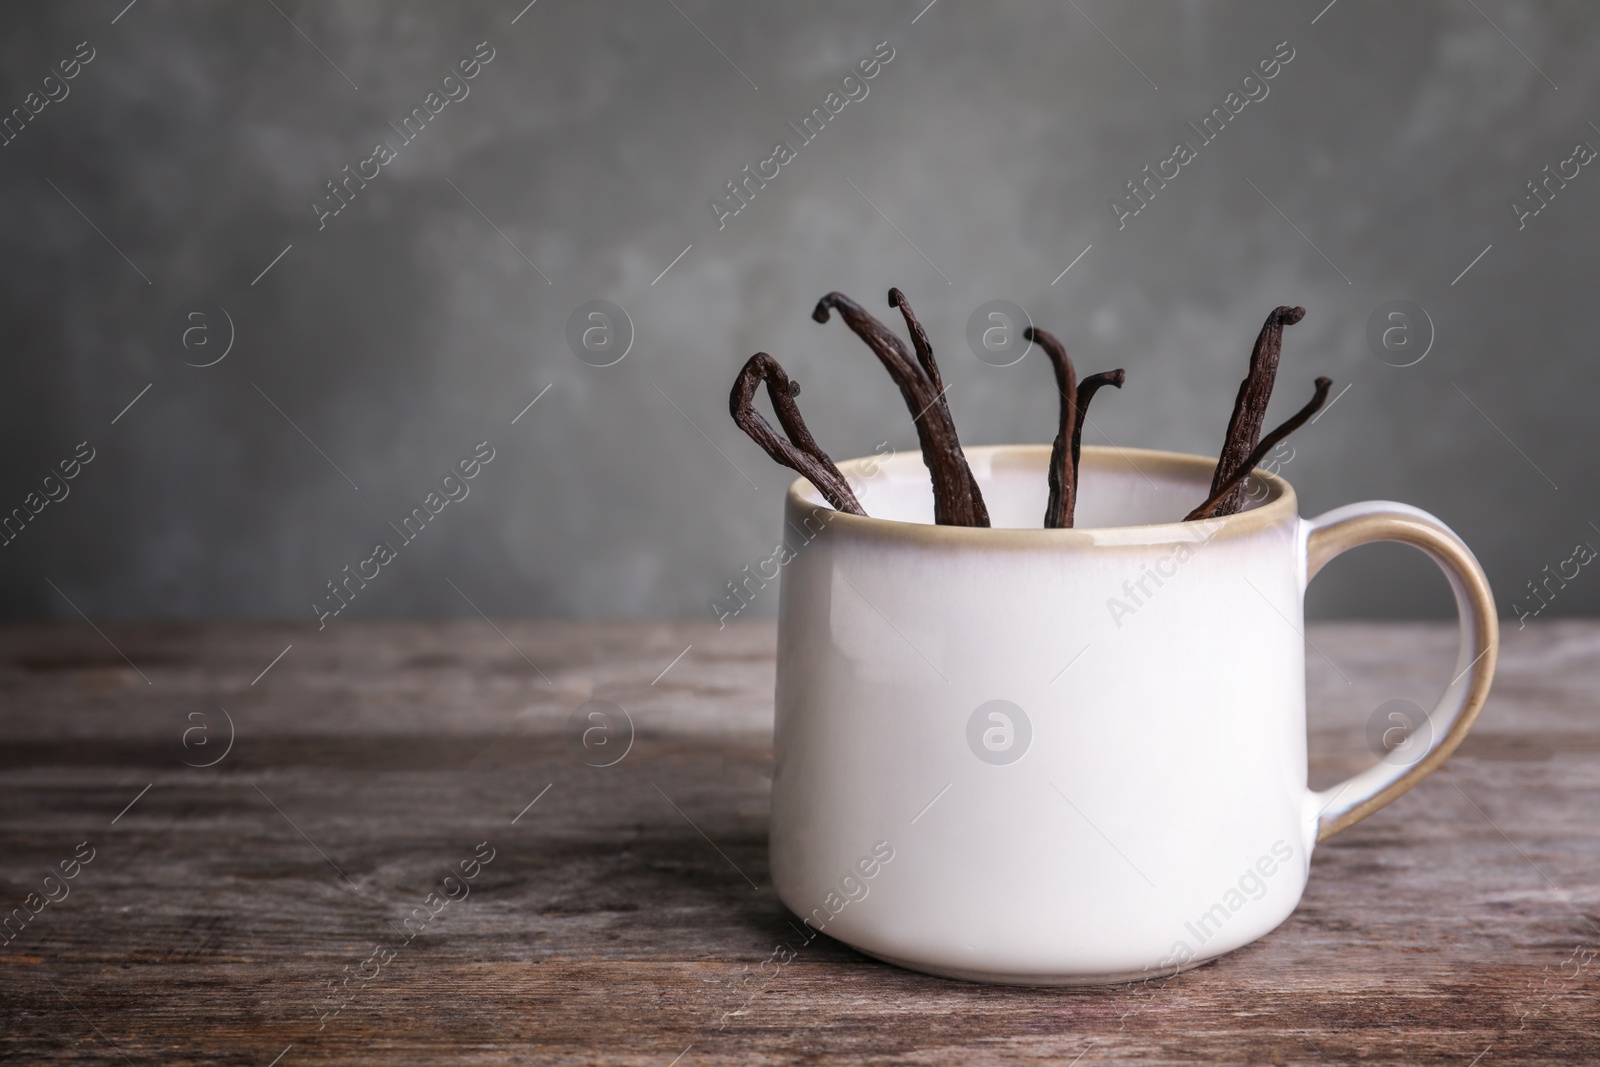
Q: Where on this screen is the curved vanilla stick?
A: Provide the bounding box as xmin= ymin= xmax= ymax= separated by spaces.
xmin=1025 ymin=326 xmax=1077 ymax=528
xmin=1208 ymin=305 xmax=1306 ymax=516
xmin=813 ymin=291 xmax=986 ymax=526
xmin=730 ymin=353 xmax=865 ymax=516
xmin=1070 ymin=368 xmax=1126 ymax=486
xmin=887 ymin=287 xmax=946 ymax=396
xmin=1187 ymin=377 xmax=1332 ymax=522
xmin=888 ymin=287 xmax=988 ymax=526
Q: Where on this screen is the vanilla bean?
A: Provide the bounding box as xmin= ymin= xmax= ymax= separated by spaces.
xmin=1070 ymin=369 xmax=1126 ymax=478
xmin=1024 ymin=326 xmax=1078 ymax=529
xmin=888 ymin=287 xmax=988 ymax=525
xmin=1186 ymin=377 xmax=1331 ymax=522
xmin=729 ymin=352 xmax=865 ymax=516
xmin=1209 ymin=305 xmax=1306 ymax=515
xmin=813 ymin=291 xmax=987 ymax=526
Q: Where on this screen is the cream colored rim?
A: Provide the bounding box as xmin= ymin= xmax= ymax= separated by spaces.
xmin=786 ymin=444 xmax=1299 ymax=548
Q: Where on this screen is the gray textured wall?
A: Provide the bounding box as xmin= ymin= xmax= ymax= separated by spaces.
xmin=1 ymin=0 xmax=1595 ymax=624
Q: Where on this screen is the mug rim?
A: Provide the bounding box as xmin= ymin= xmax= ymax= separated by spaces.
xmin=786 ymin=444 xmax=1299 ymax=548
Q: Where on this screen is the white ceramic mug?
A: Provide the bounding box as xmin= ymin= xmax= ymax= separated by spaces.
xmin=769 ymin=444 xmax=1497 ymax=985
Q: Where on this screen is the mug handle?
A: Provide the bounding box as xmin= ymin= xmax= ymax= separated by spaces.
xmin=1302 ymin=501 xmax=1499 ymax=842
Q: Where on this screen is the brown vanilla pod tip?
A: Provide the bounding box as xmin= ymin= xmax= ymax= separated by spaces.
xmin=729 ymin=351 xmax=866 ymax=517
xmin=886 ymin=286 xmax=989 ymax=526
xmin=1208 ymin=305 xmax=1308 ymax=514
xmin=887 ymin=286 xmax=943 ymax=392
xmin=1187 ymin=376 xmax=1332 ymax=522
xmin=1024 ymin=326 xmax=1078 ymax=528
xmin=814 ymin=289 xmax=985 ymax=527
xmin=812 ymin=292 xmax=854 ymax=324
xmin=1069 ymin=368 xmax=1127 ymax=523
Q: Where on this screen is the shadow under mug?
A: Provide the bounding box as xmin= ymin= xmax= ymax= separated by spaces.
xmin=769 ymin=445 xmax=1497 ymax=985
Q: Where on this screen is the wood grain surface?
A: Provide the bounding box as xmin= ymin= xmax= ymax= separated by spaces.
xmin=1 ymin=619 xmax=1596 ymax=1065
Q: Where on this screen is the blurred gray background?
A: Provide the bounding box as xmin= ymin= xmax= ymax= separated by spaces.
xmin=1 ymin=0 xmax=1594 ymax=623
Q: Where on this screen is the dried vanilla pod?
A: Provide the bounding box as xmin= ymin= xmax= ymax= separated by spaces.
xmin=730 ymin=352 xmax=865 ymax=516
xmin=888 ymin=287 xmax=987 ymax=525
xmin=1208 ymin=306 xmax=1306 ymax=516
xmin=1070 ymin=368 xmax=1126 ymax=496
xmin=813 ymin=291 xmax=987 ymax=526
xmin=1024 ymin=326 xmax=1078 ymax=529
xmin=1186 ymin=377 xmax=1331 ymax=521
xmin=727 ymin=292 xmax=1324 ymax=532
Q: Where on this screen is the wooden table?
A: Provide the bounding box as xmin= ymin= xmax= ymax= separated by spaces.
xmin=1 ymin=619 xmax=1596 ymax=1065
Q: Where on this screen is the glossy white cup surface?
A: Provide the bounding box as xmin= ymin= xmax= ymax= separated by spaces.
xmin=768 ymin=444 xmax=1495 ymax=985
